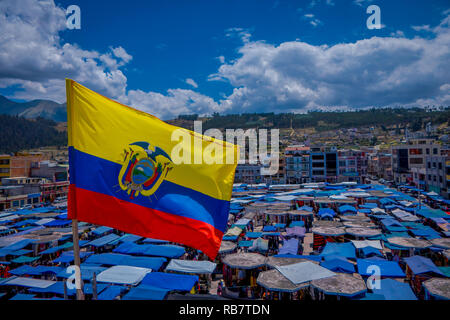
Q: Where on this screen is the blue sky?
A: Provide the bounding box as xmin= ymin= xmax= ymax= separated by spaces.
xmin=0 ymin=0 xmax=449 ymax=119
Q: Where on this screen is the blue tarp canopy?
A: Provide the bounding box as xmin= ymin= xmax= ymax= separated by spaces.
xmin=318 ymin=208 xmax=336 ymax=218
xmin=320 ymin=242 xmax=356 ymax=260
xmin=11 ymin=219 xmax=40 ymax=228
xmin=83 ymin=234 xmax=120 ymax=247
xmin=320 ymin=258 xmax=355 ymax=273
xmin=140 ymin=272 xmax=198 ymax=292
xmin=238 ymin=240 xmax=253 ymax=248
xmin=113 ymin=242 xmax=185 ymax=258
xmin=339 ymin=205 xmax=356 ymax=214
xmin=245 ymin=232 xmax=263 ymax=239
xmin=357 ymin=259 xmax=405 ymax=277
xmin=289 ymin=221 xmax=305 ymax=227
xmin=84 ymin=253 xmax=166 ymax=271
xmin=372 ymin=279 xmax=417 ymax=300
xmin=142 ymin=238 xmax=169 ymax=244
xmin=57 ymin=265 xmax=107 ymax=281
xmin=404 ymin=255 xmax=445 ymax=276
xmin=28 ymin=281 xmax=109 ymax=296
xmin=360 ymin=203 xmax=378 ymax=209
xmin=361 ymin=246 xmax=383 ymax=258
xmin=43 ymin=219 xmax=71 ymax=227
xmin=52 ymin=251 xmax=92 ymax=264
xmin=40 ymin=242 xmax=74 ymax=255
xmin=416 ymin=208 xmax=448 ymax=219
xmin=92 ymin=226 xmax=113 ymax=236
xmin=116 ymin=234 xmax=142 ymax=243
xmin=10 ymin=265 xmax=63 ymax=276
xmin=279 ymin=239 xmax=299 ymax=255
xmin=165 ymin=259 xmax=217 ymax=274
xmin=122 ymin=285 xmax=169 ymax=300
xmin=298 ymin=205 xmax=313 ymax=212
xmin=263 ymin=226 xmax=277 ymax=232
xmin=10 ymin=293 xmax=36 ymax=300
xmin=97 ymin=285 xmax=126 ymax=300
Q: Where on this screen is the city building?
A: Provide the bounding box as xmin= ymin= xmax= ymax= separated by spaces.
xmin=9 ymin=152 xmax=48 ymax=177
xmin=234 ymin=163 xmax=263 ymax=184
xmin=31 ymin=160 xmax=69 ymax=203
xmin=285 ymin=146 xmax=310 ymax=184
xmin=425 ymin=149 xmax=450 ymax=199
xmin=0 ymin=154 xmax=10 ymax=184
xmin=0 ymin=177 xmax=42 ymax=211
xmin=310 ymin=146 xmax=338 ymax=183
xmin=368 ymin=152 xmax=393 ymax=181
xmin=391 ymin=139 xmax=441 ymax=185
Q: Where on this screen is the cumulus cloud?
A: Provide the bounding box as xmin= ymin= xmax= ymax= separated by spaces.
xmin=211 ymin=16 xmax=450 ymax=113
xmin=124 ymin=89 xmax=220 ymax=120
xmin=0 ymin=0 xmax=130 ymax=102
xmin=0 ymin=0 xmax=449 ymax=121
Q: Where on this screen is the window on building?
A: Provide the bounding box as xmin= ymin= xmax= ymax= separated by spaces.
xmin=426 ymin=148 xmax=430 ymax=155
xmin=433 ymin=148 xmax=438 ymax=154
xmin=409 ymin=148 xmax=422 ymax=155
xmin=410 ymin=158 xmax=423 ymax=165
xmin=438 ymin=163 xmax=442 ymax=170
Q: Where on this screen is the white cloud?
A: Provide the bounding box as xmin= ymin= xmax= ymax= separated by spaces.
xmin=211 ymin=16 xmax=450 ymax=113
xmin=225 ymin=27 xmax=252 ymax=43
xmin=412 ymin=25 xmax=432 ymax=32
xmin=302 ymin=13 xmax=322 ymax=27
xmin=0 ymin=0 xmax=449 ymax=121
xmin=0 ymin=0 xmax=129 ymax=103
xmin=124 ymin=89 xmax=220 ymax=120
xmin=185 ymin=78 xmax=198 ymax=88
xmin=217 ymin=55 xmax=225 ymax=64
xmin=390 ymin=30 xmax=405 ymax=38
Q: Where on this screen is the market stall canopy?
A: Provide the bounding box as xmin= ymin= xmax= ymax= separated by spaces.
xmin=257 ymin=269 xmax=309 ymax=293
xmin=311 ymin=273 xmax=366 ymax=297
xmin=357 ymin=259 xmax=405 ymax=278
xmin=97 ymin=265 xmax=152 ymax=285
xmin=222 ymin=252 xmax=266 ymax=269
xmin=371 ymin=279 xmax=417 ymax=300
xmin=404 ymin=256 xmax=445 ymax=276
xmin=423 ymin=278 xmax=450 ymax=300
xmin=275 ymin=261 xmax=336 ymax=285
xmin=312 ymin=226 xmax=346 ymax=237
xmin=387 ymin=237 xmax=432 ymax=249
xmin=320 ymin=242 xmax=356 ymax=260
xmin=165 ymin=259 xmax=217 ymax=274
xmin=266 ymin=256 xmax=317 ymax=268
xmin=140 ymin=272 xmax=198 ymax=292
xmin=351 ymin=240 xmax=383 ymax=250
xmin=219 ymin=241 xmax=237 ymax=254
xmin=345 ymin=227 xmax=382 ymax=238
xmin=430 ymin=238 xmax=450 ymax=250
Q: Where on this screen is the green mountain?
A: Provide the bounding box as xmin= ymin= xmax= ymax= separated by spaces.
xmin=0 ymin=114 xmax=67 ymax=154
xmin=0 ymin=95 xmax=67 ymax=122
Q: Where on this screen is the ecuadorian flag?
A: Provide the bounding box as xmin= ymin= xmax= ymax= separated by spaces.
xmin=66 ymin=79 xmax=238 ymax=259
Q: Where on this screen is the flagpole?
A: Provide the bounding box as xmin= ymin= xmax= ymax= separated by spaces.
xmin=72 ymin=218 xmax=84 ymax=300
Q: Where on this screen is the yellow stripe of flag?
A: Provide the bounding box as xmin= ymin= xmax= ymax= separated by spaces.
xmin=66 ymin=79 xmax=238 ymax=201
